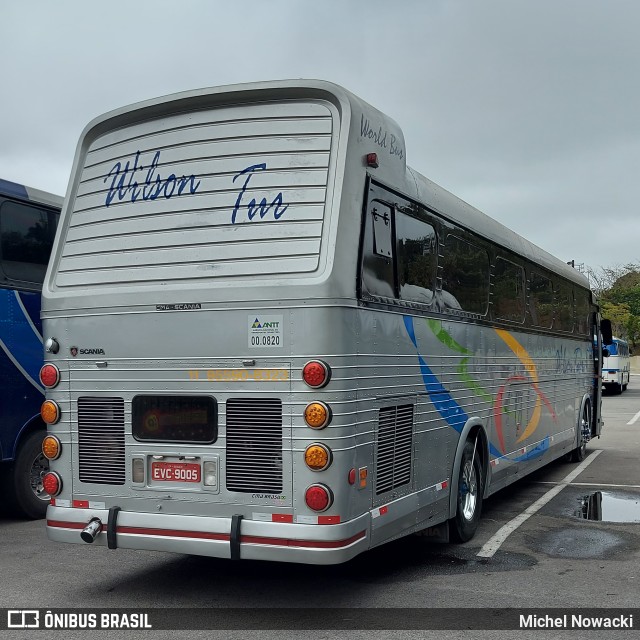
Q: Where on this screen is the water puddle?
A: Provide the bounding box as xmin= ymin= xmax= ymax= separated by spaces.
xmin=575 ymin=491 xmax=640 ymax=522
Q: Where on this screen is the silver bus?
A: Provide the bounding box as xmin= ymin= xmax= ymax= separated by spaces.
xmin=42 ymin=80 xmax=610 ymax=564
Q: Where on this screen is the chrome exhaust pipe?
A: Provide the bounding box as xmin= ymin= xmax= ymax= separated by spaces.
xmin=80 ymin=518 xmax=103 ymax=543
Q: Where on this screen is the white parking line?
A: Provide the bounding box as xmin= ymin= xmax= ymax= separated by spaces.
xmin=476 ymin=450 xmax=603 ymax=558
xmin=627 ymin=409 xmax=640 ymax=425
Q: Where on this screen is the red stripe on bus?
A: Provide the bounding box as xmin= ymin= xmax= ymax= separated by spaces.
xmin=241 ymin=530 xmax=366 ymax=549
xmin=47 ymin=520 xmax=86 ymax=530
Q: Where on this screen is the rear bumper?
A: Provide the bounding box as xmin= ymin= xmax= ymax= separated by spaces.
xmin=46 ymin=505 xmax=370 ymax=565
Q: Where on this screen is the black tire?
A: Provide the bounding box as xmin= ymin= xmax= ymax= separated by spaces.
xmin=6 ymin=430 xmax=50 ymax=519
xmin=569 ymin=403 xmax=590 ymax=463
xmin=449 ymin=438 xmax=483 ymax=542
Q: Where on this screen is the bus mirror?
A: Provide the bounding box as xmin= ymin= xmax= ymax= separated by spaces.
xmin=602 ymin=348 xmax=610 ymax=358
xmin=601 ymin=319 xmax=613 ymax=345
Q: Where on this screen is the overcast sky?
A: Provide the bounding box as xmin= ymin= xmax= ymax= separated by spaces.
xmin=2 ymin=0 xmax=639 ymax=272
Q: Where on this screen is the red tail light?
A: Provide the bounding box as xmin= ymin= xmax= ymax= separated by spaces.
xmin=43 ymin=471 xmax=62 ymax=497
xmin=39 ymin=364 xmax=60 ymax=388
xmin=302 ymin=360 xmax=330 ymax=388
xmin=305 ymin=484 xmax=333 ymax=512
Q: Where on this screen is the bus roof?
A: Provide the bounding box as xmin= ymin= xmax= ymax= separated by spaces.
xmin=0 ymin=177 xmax=63 ymax=209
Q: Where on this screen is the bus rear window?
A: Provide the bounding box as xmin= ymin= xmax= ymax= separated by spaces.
xmin=132 ymin=396 xmax=217 ymax=443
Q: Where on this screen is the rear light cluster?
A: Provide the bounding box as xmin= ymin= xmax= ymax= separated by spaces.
xmin=40 ymin=363 xmax=63 ymax=493
xmin=302 ymin=360 xmax=334 ymax=512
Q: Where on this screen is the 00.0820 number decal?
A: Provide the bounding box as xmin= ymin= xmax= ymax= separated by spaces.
xmin=251 ymin=335 xmax=280 ymax=347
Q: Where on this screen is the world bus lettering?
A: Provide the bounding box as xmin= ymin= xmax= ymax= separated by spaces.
xmin=231 ymin=163 xmax=288 ymax=224
xmin=103 ymin=150 xmax=201 ymax=207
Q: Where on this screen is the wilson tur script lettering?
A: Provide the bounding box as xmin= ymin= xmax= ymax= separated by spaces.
xmin=103 ymin=150 xmax=201 ymax=207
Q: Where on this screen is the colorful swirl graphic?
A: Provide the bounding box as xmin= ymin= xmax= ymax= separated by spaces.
xmin=493 ymin=329 xmax=557 ymax=453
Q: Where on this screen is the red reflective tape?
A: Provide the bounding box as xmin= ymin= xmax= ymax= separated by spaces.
xmin=272 ymin=514 xmax=294 ymax=523
xmin=441 ymin=481 xmax=448 ymax=489
xmin=379 ymin=506 xmax=388 ymax=515
xmin=47 ymin=520 xmax=86 ymax=530
xmin=317 ymin=515 xmax=341 ymax=525
xmin=73 ymin=500 xmax=89 ymax=508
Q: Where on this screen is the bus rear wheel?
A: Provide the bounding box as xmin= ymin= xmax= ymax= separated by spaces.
xmin=569 ymin=402 xmax=591 ymax=463
xmin=449 ymin=438 xmax=483 ymax=542
xmin=7 ymin=430 xmax=50 ymax=519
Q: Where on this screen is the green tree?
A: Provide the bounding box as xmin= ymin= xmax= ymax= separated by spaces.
xmin=588 ymin=263 xmax=640 ymax=350
xmin=600 ymin=302 xmax=632 ymax=340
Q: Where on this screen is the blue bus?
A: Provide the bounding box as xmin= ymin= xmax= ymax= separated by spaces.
xmin=0 ymin=178 xmax=61 ymax=517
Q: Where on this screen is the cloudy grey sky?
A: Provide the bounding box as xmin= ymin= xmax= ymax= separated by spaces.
xmin=2 ymin=0 xmax=639 ymax=272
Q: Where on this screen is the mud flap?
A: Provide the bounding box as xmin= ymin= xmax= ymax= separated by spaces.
xmin=107 ymin=506 xmax=122 ymax=550
xmin=230 ymin=514 xmax=243 ymax=560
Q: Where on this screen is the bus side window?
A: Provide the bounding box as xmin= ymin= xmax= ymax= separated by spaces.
xmin=494 ymin=257 xmax=525 ymax=322
xmin=396 ymin=212 xmax=437 ymax=307
xmin=441 ymin=235 xmax=490 ymax=314
xmin=361 ymin=200 xmax=395 ymax=299
xmin=0 ymin=199 xmax=58 ymax=286
xmin=529 ymin=271 xmax=554 ymax=328
xmin=554 ymin=280 xmax=574 ymax=332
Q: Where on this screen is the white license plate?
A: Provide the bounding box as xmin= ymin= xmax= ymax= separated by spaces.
xmin=151 ymin=461 xmax=201 ymax=483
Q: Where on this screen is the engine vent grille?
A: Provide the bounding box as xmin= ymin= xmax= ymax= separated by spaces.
xmin=78 ymin=396 xmax=125 ymax=485
xmin=225 ymin=398 xmax=283 ymax=494
xmin=376 ymin=404 xmax=414 ymax=495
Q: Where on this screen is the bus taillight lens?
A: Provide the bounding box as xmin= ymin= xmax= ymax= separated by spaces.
xmin=39 ymin=364 xmax=60 ymax=388
xmin=42 ymin=435 xmax=61 ymax=460
xmin=302 ymin=360 xmax=330 ymax=388
xmin=304 ymin=443 xmax=332 ymax=471
xmin=41 ymin=400 xmax=60 ymax=425
xmin=304 ymin=402 xmax=331 ymax=429
xmin=43 ymin=471 xmax=62 ymax=497
xmin=305 ymin=484 xmax=333 ymax=512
